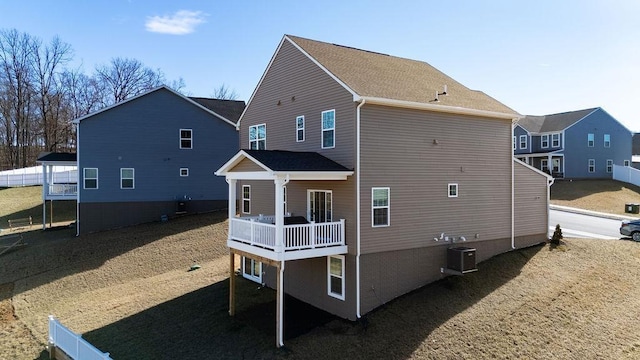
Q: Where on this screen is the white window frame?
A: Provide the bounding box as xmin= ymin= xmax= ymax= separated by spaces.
xmin=83 ymin=168 xmax=98 ymax=189
xmin=180 ymin=128 xmax=192 ymax=149
xmin=541 ymin=159 xmax=548 ymax=172
xmin=625 ymin=160 xmax=631 ymax=167
xmin=327 ymin=255 xmax=345 ymax=300
xmin=604 ymin=134 xmax=611 ymax=148
xmin=541 ymin=135 xmax=549 ymax=148
xmin=587 ymin=133 xmax=594 ymax=147
xmin=242 ymin=256 xmax=262 ymax=283
xmin=519 ymin=135 xmax=527 ymax=149
xmin=242 ymin=185 xmax=251 ymax=214
xmin=371 ymin=187 xmax=390 ymax=227
xmin=448 ymin=183 xmax=458 ymax=198
xmin=606 ymin=159 xmax=613 ymax=173
xmin=551 ymin=133 xmax=560 ymax=147
xmin=513 ymin=136 xmax=516 ymax=151
xmin=321 ymin=109 xmax=335 ymax=149
xmin=180 ymin=168 xmax=189 ymax=177
xmin=120 ymin=168 xmax=135 ymax=189
xmin=552 ymin=159 xmax=560 ymax=172
xmin=588 ymin=159 xmax=595 ymax=173
xmin=249 ymin=124 xmax=266 ymax=150
xmin=307 ymin=189 xmax=333 ymax=223
xmin=296 ymin=115 xmax=305 ymax=142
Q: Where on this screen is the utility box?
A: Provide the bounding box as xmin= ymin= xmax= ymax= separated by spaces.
xmin=625 ymin=203 xmax=639 ymax=214
xmin=447 ymin=247 xmax=477 ymax=273
xmin=176 ymin=201 xmax=187 ymax=214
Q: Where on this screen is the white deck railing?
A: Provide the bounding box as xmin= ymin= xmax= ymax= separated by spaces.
xmin=48 ymin=315 xmax=111 ymax=360
xmin=47 ymin=183 xmax=78 ymax=196
xmin=229 ymin=217 xmax=345 ymax=252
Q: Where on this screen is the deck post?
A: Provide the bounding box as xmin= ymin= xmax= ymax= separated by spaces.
xmin=42 ymin=164 xmax=47 ymax=230
xmin=274 ymin=177 xmax=287 ymax=252
xmin=276 ymin=260 xmax=285 ymax=347
xmin=229 ymin=252 xmax=236 ymax=316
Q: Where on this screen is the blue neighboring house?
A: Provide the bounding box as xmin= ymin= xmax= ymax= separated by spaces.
xmin=73 ymin=86 xmax=244 ymax=234
xmin=514 ymin=107 xmax=632 ymax=179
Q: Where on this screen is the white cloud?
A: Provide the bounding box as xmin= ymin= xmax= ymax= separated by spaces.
xmin=145 ymin=10 xmax=207 ymax=35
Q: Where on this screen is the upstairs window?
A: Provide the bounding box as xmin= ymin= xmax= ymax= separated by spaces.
xmin=372 ymin=187 xmax=390 ymax=227
xmin=120 ymin=168 xmax=135 ymax=189
xmin=249 ymin=124 xmax=266 ymax=150
xmin=604 ymin=134 xmax=611 ymax=148
xmin=551 ymin=133 xmax=560 ymax=147
xmin=242 ymin=185 xmax=251 ymax=214
xmin=296 ymin=116 xmax=305 ymax=142
xmin=180 ymin=129 xmax=192 ymax=149
xmin=541 ymin=135 xmax=549 ymax=148
xmin=587 ymin=133 xmax=594 ymax=147
xmin=83 ymin=168 xmax=98 ymax=189
xmin=322 ymin=110 xmax=335 ymax=149
xmin=519 ymin=135 xmax=527 ymax=149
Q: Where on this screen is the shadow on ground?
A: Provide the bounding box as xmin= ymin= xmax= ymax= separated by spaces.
xmin=0 ymin=212 xmax=227 ymax=301
xmin=76 ymin=244 xmax=544 ymax=360
xmin=0 ymin=201 xmax=76 ymax=229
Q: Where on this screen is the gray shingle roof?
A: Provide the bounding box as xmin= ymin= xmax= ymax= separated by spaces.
xmin=244 ymin=150 xmax=351 ymax=172
xmin=36 ymin=152 xmax=77 ymax=163
xmin=517 ymin=108 xmax=598 ymax=133
xmin=189 ymin=97 xmax=245 ymax=122
xmin=286 ymin=35 xmax=517 ymax=115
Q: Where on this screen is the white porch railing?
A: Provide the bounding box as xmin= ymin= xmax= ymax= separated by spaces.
xmin=229 ymin=217 xmax=345 ymax=252
xmin=47 ymin=183 xmax=78 ymax=196
xmin=48 ymin=315 xmax=111 ymax=360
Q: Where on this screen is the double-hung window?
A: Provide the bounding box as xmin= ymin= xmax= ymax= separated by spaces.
xmin=588 ymin=159 xmax=595 ymax=173
xmin=242 ymin=185 xmax=251 ymax=214
xmin=180 ymin=129 xmax=192 ymax=149
xmin=541 ymin=135 xmax=549 ymax=148
xmin=606 ymin=159 xmax=613 ymax=173
xmin=519 ymin=135 xmax=527 ymax=149
xmin=327 ymin=255 xmax=345 ymax=300
xmin=296 ymin=116 xmax=305 ymax=142
xmin=249 ymin=124 xmax=266 ymax=150
xmin=322 ymin=110 xmax=335 ymax=149
xmin=587 ymin=133 xmax=594 ymax=147
xmin=541 ymin=159 xmax=548 ymax=172
xmin=551 ymin=133 xmax=560 ymax=147
xmin=604 ymin=134 xmax=611 ymax=148
xmin=83 ymin=168 xmax=98 ymax=189
xmin=372 ymin=187 xmax=390 ymax=227
xmin=120 ymin=168 xmax=134 ymax=189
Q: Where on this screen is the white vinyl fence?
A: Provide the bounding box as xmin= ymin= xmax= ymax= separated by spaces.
xmin=0 ymin=166 xmax=77 ymax=187
xmin=613 ymin=164 xmax=640 ymax=187
xmin=48 ymin=315 xmax=112 ymax=360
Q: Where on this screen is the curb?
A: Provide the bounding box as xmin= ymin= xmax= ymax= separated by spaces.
xmin=550 ymin=204 xmax=637 ymax=221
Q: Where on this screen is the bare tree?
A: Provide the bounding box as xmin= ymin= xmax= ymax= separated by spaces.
xmin=212 ymin=83 xmax=238 ymax=100
xmin=95 ymin=57 xmax=165 ymax=105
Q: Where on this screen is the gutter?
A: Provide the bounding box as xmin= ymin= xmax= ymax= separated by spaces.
xmin=355 ymin=98 xmax=365 ymax=318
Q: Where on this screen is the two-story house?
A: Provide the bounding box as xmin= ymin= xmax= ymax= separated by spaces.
xmin=74 ymin=86 xmax=244 ymax=234
xmin=216 ymin=35 xmax=552 ymax=347
xmin=514 ymin=108 xmax=632 ymax=178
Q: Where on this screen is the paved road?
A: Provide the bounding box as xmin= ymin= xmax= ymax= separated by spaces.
xmin=549 ymin=209 xmax=623 ymax=240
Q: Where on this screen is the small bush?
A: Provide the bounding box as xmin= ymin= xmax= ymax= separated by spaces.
xmin=550 ymin=224 xmax=563 ymax=245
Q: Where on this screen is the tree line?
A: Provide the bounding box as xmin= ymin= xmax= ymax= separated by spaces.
xmin=0 ymin=28 xmax=186 ymax=170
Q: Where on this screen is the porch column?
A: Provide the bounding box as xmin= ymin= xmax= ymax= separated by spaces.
xmin=274 ymin=177 xmax=288 ymax=252
xmin=42 ymin=164 xmax=48 ymax=230
xmin=547 ymin=155 xmax=553 ymax=173
xmin=276 ymin=260 xmax=285 ymax=347
xmin=229 ymin=252 xmax=236 ymax=316
xmin=227 ymin=178 xmax=237 ymax=221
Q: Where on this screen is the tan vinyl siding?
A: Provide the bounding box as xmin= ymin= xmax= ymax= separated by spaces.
xmin=359 ymin=104 xmax=513 ymax=254
xmin=239 ymin=40 xmax=357 ymax=169
xmin=233 ymin=158 xmax=265 ymax=172
xmin=514 ymin=161 xmax=549 ymax=236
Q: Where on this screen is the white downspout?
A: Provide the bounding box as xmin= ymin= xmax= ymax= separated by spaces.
xmin=356 ymin=98 xmax=365 ymax=318
xmin=278 ymin=260 xmax=285 ymax=347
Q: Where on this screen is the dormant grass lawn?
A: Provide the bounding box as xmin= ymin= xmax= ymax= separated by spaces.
xmin=1 ymin=180 xmax=639 ymax=359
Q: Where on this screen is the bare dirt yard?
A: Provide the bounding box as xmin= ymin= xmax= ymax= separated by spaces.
xmin=1 ymin=181 xmax=640 ymax=359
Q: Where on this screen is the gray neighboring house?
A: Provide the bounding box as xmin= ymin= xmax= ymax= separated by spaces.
xmin=514 ymin=108 xmax=632 ymax=178
xmin=74 ymin=86 xmax=244 ymax=234
xmin=216 ymin=34 xmax=552 ymax=347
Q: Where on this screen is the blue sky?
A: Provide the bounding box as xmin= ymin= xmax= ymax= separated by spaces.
xmin=1 ymin=1 xmax=639 ymax=130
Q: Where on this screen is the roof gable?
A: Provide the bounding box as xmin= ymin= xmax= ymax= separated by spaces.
xmin=73 ymin=86 xmax=241 ymax=127
xmin=517 ymin=108 xmax=599 ymax=133
xmin=285 ymin=35 xmax=517 ymax=115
